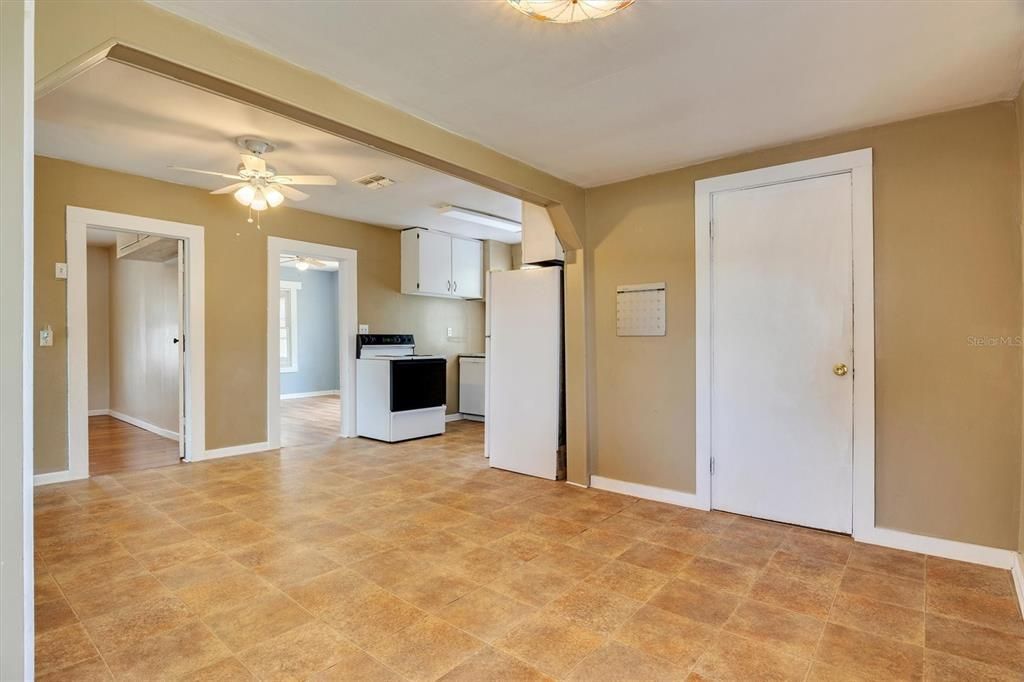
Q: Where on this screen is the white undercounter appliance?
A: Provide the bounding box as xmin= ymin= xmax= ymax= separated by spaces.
xmin=458 ymin=354 xmax=485 ymax=421
xmin=356 ymin=334 xmax=447 ymax=442
xmin=486 ymin=266 xmax=564 ymax=479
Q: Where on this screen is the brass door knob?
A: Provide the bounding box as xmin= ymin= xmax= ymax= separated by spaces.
xmin=833 ymin=363 xmax=849 ymax=377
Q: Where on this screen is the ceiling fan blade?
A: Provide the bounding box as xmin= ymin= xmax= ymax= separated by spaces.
xmin=169 ymin=166 xmax=244 ymax=180
xmin=274 ymin=184 xmax=310 ymax=201
xmin=210 ymin=182 xmax=249 ymax=195
xmin=308 ymin=258 xmax=328 ymax=268
xmin=272 ymin=175 xmax=337 ymax=186
xmin=241 ymin=154 xmax=266 ymax=174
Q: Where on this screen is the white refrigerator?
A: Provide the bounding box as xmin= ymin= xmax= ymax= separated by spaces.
xmin=485 ymin=266 xmax=563 ymax=480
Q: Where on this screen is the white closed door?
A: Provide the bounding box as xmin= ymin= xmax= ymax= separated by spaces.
xmin=711 ymin=173 xmax=854 ymax=533
xmin=451 ymin=237 xmax=483 ymax=299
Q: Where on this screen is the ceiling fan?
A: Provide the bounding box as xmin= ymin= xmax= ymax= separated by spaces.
xmin=280 ymin=254 xmax=329 ymax=271
xmin=171 ymin=137 xmax=336 ymax=226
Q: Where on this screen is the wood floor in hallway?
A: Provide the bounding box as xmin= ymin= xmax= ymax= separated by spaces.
xmin=35 ymin=420 xmax=1024 ymax=680
xmin=89 ymin=414 xmax=180 ymax=476
xmin=280 ymin=395 xmax=341 ymax=448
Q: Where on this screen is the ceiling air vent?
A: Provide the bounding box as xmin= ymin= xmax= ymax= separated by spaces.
xmin=353 ymin=173 xmax=396 ymax=189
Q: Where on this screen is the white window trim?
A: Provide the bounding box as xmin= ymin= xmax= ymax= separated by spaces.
xmin=279 ymin=280 xmax=301 ymax=374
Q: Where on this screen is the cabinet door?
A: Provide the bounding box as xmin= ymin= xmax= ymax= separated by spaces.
xmin=451 ymin=237 xmax=483 ymax=299
xmin=418 ymin=229 xmax=453 ymax=295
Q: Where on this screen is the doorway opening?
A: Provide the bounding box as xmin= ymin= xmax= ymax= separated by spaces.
xmin=67 ymin=207 xmax=206 ymax=480
xmin=85 ymin=226 xmax=184 ymax=475
xmin=266 ymin=237 xmax=357 ymax=448
xmin=278 ymin=252 xmax=343 ymax=447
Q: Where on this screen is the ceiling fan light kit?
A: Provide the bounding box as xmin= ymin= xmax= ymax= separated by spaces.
xmin=171 ymin=136 xmax=335 ymax=227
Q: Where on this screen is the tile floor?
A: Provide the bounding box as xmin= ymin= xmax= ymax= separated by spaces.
xmin=34 ymin=421 xmax=1023 ymax=681
xmin=280 ymin=395 xmax=342 ymax=448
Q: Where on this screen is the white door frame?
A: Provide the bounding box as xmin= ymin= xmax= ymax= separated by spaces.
xmin=266 ymin=237 xmax=358 ymax=447
xmin=694 ymin=149 xmax=874 ymax=538
xmin=66 ymin=206 xmax=206 ymax=479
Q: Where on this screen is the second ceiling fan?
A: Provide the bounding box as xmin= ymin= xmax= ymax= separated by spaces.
xmin=171 ymin=137 xmax=337 ymax=226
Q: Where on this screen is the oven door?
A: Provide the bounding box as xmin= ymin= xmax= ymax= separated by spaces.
xmin=390 ymin=359 xmax=447 ymax=412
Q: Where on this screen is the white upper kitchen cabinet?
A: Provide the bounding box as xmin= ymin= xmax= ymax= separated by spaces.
xmin=401 ymin=228 xmax=483 ymax=299
xmin=451 ymin=236 xmax=483 ymax=299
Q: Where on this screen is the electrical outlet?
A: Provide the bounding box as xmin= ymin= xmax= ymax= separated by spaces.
xmin=55 ymin=263 xmax=68 ymax=280
xmin=358 ymin=324 xmax=369 ymax=334
xmin=39 ymin=325 xmax=53 ymax=347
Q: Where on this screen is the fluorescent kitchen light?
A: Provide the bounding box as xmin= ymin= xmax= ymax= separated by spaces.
xmin=439 ymin=204 xmax=521 ymax=232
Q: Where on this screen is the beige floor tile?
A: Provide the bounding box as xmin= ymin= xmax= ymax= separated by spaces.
xmin=202 ymin=592 xmax=312 ymax=652
xmin=65 ymin=573 xmax=171 ymax=620
xmin=174 ymin=570 xmax=277 ymax=616
xmin=816 ymin=622 xmax=924 ymax=680
xmin=225 ymin=535 xmax=307 ymax=569
xmin=83 ymin=595 xmax=193 ymax=654
xmin=568 ymin=640 xmax=688 ymax=681
xmin=829 ymin=591 xmax=924 ymax=644
xmin=529 ymin=545 xmax=608 ymax=581
xmin=447 ymin=516 xmax=518 ymax=545
xmin=35 ymin=597 xmax=78 ymax=634
xmin=36 ymin=655 xmax=111 ymax=682
xmin=768 ymin=550 xmax=846 ymax=592
xmin=133 ymin=538 xmax=218 ymax=572
xmin=566 ymin=528 xmax=636 ymax=558
xmin=438 ymin=646 xmax=552 ymax=681
xmin=923 ymin=648 xmax=1023 ymax=682
xmin=116 ymin=525 xmax=194 ymax=554
xmin=594 ymin=513 xmax=660 ymax=540
xmin=679 ymin=555 xmax=758 ymax=595
xmin=103 ymin=621 xmax=231 ymax=680
xmin=350 ymin=548 xmax=424 ymax=588
xmin=839 ymin=566 xmax=925 ymax=609
xmin=441 ymin=545 xmax=525 ymax=582
xmin=188 ymin=656 xmax=257 ymax=681
xmin=925 ymin=612 xmax=1024 ymax=673
xmin=723 ymin=599 xmax=825 ymax=659
xmin=778 ymin=529 xmax=852 ymax=566
xmin=35 ymin=623 xmax=99 ymax=676
xmin=318 ymin=532 xmax=392 ymax=565
xmin=698 ymin=535 xmax=776 ymax=570
xmin=691 ymin=631 xmax=809 ymax=681
xmin=925 ymin=556 xmax=1015 ymax=598
xmin=285 ymin=567 xmax=376 ymax=616
xmin=436 ymin=587 xmax=536 ymax=643
xmin=646 ymin=525 xmax=715 ymax=555
xmin=390 ymin=568 xmax=479 ymax=613
xmin=618 ymin=541 xmax=692 ymax=574
xmin=495 ymin=612 xmax=606 ymax=679
xmin=237 ymin=621 xmax=356 ymax=681
xmin=321 ymin=587 xmax=427 ymax=648
xmin=614 ymin=604 xmax=716 ymax=669
xmin=488 ymin=531 xmax=562 ymax=561
xmin=749 ymin=567 xmax=836 ymax=619
xmin=847 ymin=544 xmax=926 ymax=581
xmin=523 ymin=513 xmax=589 ymax=542
xmin=253 ymin=545 xmax=339 ymax=588
xmin=544 ymin=582 xmax=642 ymax=635
xmin=621 ymin=500 xmax=687 ymax=525
xmin=35 ymin=574 xmax=63 ymax=604
xmin=648 ymin=579 xmax=740 ymax=627
xmin=50 ymin=554 xmax=147 ymax=596
xmin=584 ymin=559 xmax=670 ymax=601
xmin=926 ymin=582 xmax=1024 ymax=636
xmin=366 ymin=615 xmax=485 ymax=682
xmin=489 ymin=560 xmax=580 ymax=607
xmin=152 ymin=552 xmax=245 ymax=590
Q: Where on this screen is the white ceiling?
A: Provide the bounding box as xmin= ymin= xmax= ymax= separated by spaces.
xmin=86 ymin=227 xmax=120 ymax=247
xmin=149 ymin=0 xmax=1024 ymax=187
xmin=36 ymin=61 xmax=523 ymax=243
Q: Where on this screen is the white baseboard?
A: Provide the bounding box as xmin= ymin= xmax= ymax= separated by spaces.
xmin=108 ymin=410 xmax=179 ymax=442
xmin=1011 ymin=553 xmax=1024 ymax=620
xmin=281 ymin=390 xmax=340 ymax=400
xmin=855 ymin=526 xmax=1015 ymax=569
xmin=590 ymin=475 xmax=705 ymax=510
xmin=461 ymin=414 xmax=484 ymax=422
xmin=445 ymin=413 xmax=464 ymax=422
xmin=34 ymin=470 xmax=74 ymax=486
xmin=88 ymin=408 xmax=109 ymax=417
xmin=565 ymin=480 xmax=588 ymax=489
xmin=200 ymin=441 xmax=272 ymax=461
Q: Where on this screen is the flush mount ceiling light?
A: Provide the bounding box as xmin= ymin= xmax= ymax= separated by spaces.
xmin=507 ymin=0 xmax=635 ymax=23
xmin=439 ymin=204 xmax=522 ymax=232
xmin=170 ymin=137 xmax=336 ymax=228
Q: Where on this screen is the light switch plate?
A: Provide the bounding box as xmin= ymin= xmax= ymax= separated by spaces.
xmin=358 ymin=324 xmax=369 ymax=334
xmin=447 ymin=327 xmax=453 ymax=338
xmin=39 ymin=325 xmax=53 ymax=347
xmin=55 ymin=263 xmax=68 ymax=280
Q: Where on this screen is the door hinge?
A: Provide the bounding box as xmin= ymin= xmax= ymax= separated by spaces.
xmin=416 ymin=282 xmax=420 ymax=289
xmin=710 ymin=457 xmax=715 ymax=475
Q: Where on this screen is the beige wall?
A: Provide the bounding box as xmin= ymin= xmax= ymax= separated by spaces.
xmin=108 ymin=249 xmax=180 ymax=433
xmin=1018 ymin=82 xmax=1024 ymax=555
xmin=35 ymin=156 xmax=484 ymax=474
xmin=86 ymin=245 xmax=109 ymax=411
xmin=585 ymin=102 xmax=1022 ymax=549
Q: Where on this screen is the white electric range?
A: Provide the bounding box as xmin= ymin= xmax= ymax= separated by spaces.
xmin=355 ymin=334 xmax=447 ymax=442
